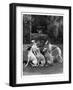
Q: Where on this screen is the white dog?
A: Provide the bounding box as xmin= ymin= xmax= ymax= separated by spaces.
xmin=24 ymin=40 xmax=45 ymax=67
xmin=31 ymin=40 xmax=45 ymax=66
xmin=28 ymin=48 xmax=38 ymax=67
xmin=24 ymin=47 xmax=38 ymax=67
xmin=33 ymin=48 xmax=45 ymax=66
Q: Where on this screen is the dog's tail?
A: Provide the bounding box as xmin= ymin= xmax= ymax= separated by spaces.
xmin=23 ymin=60 xmax=29 ymax=67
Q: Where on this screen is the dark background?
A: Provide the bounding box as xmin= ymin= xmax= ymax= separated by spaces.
xmin=23 ymin=14 xmax=63 ymax=44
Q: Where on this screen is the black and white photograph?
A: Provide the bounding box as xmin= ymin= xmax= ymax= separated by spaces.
xmin=10 ymin=3 xmax=71 ymax=86
xmin=23 ymin=14 xmax=63 ymax=75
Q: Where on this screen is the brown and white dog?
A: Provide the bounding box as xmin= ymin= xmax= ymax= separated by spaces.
xmin=43 ymin=40 xmax=63 ymax=64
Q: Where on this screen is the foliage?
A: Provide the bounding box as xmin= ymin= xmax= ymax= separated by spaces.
xmin=23 ymin=14 xmax=63 ymax=44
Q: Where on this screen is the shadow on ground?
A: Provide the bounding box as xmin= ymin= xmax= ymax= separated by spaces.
xmin=23 ymin=63 xmax=63 ymax=75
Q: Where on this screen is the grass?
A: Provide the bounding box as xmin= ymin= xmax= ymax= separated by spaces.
xmin=23 ymin=44 xmax=63 ymax=75
xmin=23 ymin=63 xmax=63 ymax=75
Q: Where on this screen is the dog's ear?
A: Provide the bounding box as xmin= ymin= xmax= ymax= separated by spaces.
xmin=27 ymin=46 xmax=31 ymax=51
xmin=43 ymin=48 xmax=47 ymax=52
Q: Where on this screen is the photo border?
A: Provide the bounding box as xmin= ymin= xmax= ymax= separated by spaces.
xmin=9 ymin=3 xmax=71 ymax=87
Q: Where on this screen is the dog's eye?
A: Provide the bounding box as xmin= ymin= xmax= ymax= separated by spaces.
xmin=35 ymin=51 xmax=37 ymax=55
xmin=33 ymin=51 xmax=37 ymax=55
